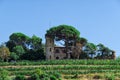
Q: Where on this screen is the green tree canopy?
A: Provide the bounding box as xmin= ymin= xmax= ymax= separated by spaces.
xmin=13 ymin=45 xmax=25 ymax=56
xmin=10 ymin=52 xmax=19 ymax=61
xmin=6 ymin=32 xmax=30 ymax=51
xmin=46 ymin=24 xmax=80 ymax=40
xmin=76 ymin=37 xmax=88 ymax=46
xmin=96 ymin=43 xmax=113 ymax=59
xmin=83 ymin=43 xmax=97 ymax=59
xmin=28 ymin=35 xmax=42 ymax=51
xmin=9 ymin=32 xmax=30 ymax=42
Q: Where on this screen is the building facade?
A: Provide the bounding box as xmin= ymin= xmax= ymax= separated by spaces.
xmin=45 ymin=36 xmax=82 ymax=60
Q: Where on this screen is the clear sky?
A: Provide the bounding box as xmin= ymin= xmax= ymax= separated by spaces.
xmin=0 ymin=0 xmax=120 ymax=56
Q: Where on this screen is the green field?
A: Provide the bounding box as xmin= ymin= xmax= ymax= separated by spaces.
xmin=0 ymin=59 xmax=120 ymax=80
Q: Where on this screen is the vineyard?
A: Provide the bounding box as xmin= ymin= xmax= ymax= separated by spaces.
xmin=0 ymin=59 xmax=120 ymax=80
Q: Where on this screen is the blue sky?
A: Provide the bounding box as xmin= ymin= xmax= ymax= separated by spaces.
xmin=0 ymin=0 xmax=120 ymax=56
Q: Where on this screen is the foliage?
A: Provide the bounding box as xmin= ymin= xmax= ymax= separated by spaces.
xmin=0 ymin=25 xmax=115 ymax=61
xmin=6 ymin=40 xmax=16 ymax=52
xmin=79 ymin=52 xmax=89 ymax=59
xmin=29 ymin=69 xmax=61 ymax=80
xmin=5 ymin=32 xmax=45 ymax=61
xmin=50 ymin=75 xmax=57 ymax=80
xmin=13 ymin=46 xmax=25 ymax=56
xmin=10 ymin=52 xmax=19 ymax=61
xmin=0 ymin=69 xmax=10 ymax=80
xmin=9 ymin=33 xmax=30 ymax=42
xmin=6 ymin=32 xmax=30 ymax=52
xmin=21 ymin=49 xmax=45 ymax=60
xmin=105 ymin=73 xmax=115 ymax=80
xmin=14 ymin=75 xmax=26 ymax=80
xmin=12 ymin=46 xmax=25 ymax=60
xmin=30 ymin=73 xmax=40 ymax=80
xmin=33 ymin=69 xmax=44 ymax=76
xmin=0 ymin=46 xmax=10 ymax=61
xmin=76 ymin=37 xmax=87 ymax=46
xmin=83 ymin=43 xmax=97 ymax=59
xmin=46 ymin=24 xmax=80 ymax=39
xmin=0 ymin=60 xmax=119 ymax=79
xmin=20 ymin=35 xmax=45 ymax=60
xmin=96 ymin=43 xmax=113 ymax=59
xmin=28 ymin=35 xmax=42 ymax=51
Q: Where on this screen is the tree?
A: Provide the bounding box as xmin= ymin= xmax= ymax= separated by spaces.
xmin=6 ymin=40 xmax=16 ymax=52
xmin=96 ymin=43 xmax=113 ymax=59
xmin=21 ymin=49 xmax=45 ymax=60
xmin=46 ymin=24 xmax=80 ymax=59
xmin=6 ymin=32 xmax=30 ymax=51
xmin=13 ymin=46 xmax=25 ymax=60
xmin=96 ymin=43 xmax=105 ymax=59
xmin=28 ymin=35 xmax=42 ymax=51
xmin=10 ymin=52 xmax=19 ymax=61
xmin=20 ymin=35 xmax=45 ymax=60
xmin=46 ymin=25 xmax=80 ymax=40
xmin=83 ymin=43 xmax=96 ymax=59
xmin=0 ymin=46 xmax=10 ymax=61
xmin=76 ymin=37 xmax=87 ymax=46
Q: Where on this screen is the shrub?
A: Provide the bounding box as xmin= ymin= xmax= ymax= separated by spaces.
xmin=30 ymin=73 xmax=40 ymax=80
xmin=34 ymin=69 xmax=44 ymax=76
xmin=10 ymin=52 xmax=19 ymax=61
xmin=105 ymin=73 xmax=115 ymax=80
xmin=40 ymin=73 xmax=49 ymax=79
xmin=50 ymin=75 xmax=57 ymax=80
xmin=14 ymin=75 xmax=26 ymax=80
xmin=51 ymin=72 xmax=61 ymax=79
xmin=42 ymin=77 xmax=50 ymax=80
xmin=30 ymin=69 xmax=48 ymax=80
xmin=0 ymin=69 xmax=10 ymax=80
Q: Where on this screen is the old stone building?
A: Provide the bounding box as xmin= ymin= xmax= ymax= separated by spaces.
xmin=45 ymin=34 xmax=116 ymax=60
xmin=45 ymin=36 xmax=55 ymax=60
xmin=45 ymin=36 xmax=83 ymax=60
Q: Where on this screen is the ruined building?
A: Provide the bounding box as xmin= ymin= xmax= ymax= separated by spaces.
xmin=45 ymin=35 xmax=83 ymax=60
xmin=45 ymin=35 xmax=116 ymax=60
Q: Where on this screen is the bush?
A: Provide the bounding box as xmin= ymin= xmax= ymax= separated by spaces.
xmin=14 ymin=75 xmax=26 ymax=80
xmin=30 ymin=73 xmax=40 ymax=80
xmin=51 ymin=72 xmax=61 ymax=79
xmin=34 ymin=69 xmax=44 ymax=76
xmin=21 ymin=49 xmax=45 ymax=60
xmin=10 ymin=52 xmax=19 ymax=61
xmin=105 ymin=73 xmax=115 ymax=80
xmin=29 ymin=69 xmax=61 ymax=80
xmin=30 ymin=69 xmax=47 ymax=80
xmin=50 ymin=75 xmax=57 ymax=80
xmin=0 ymin=69 xmax=10 ymax=80
xmin=40 ymin=73 xmax=49 ymax=79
